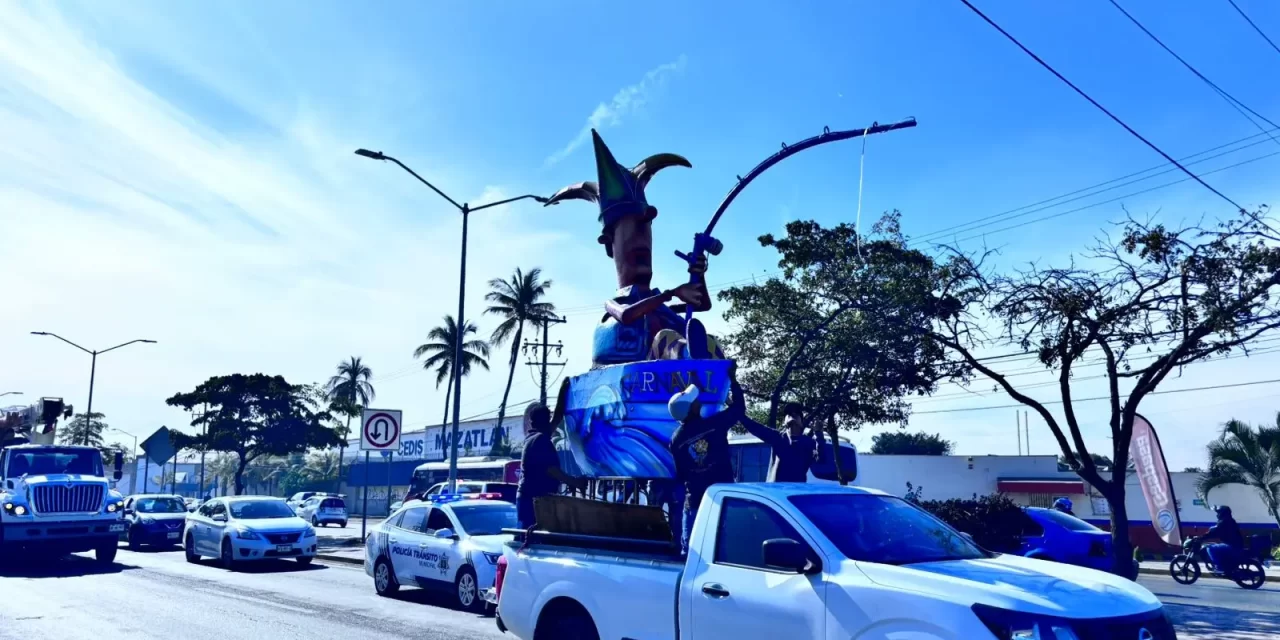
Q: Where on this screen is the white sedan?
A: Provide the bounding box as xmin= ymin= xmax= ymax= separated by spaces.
xmin=364 ymin=496 xmax=516 ymax=612
xmin=184 ymin=496 xmax=318 ymax=570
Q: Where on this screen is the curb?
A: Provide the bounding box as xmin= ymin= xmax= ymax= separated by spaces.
xmin=1138 ymin=566 xmax=1279 ymax=583
xmin=316 ymin=554 xmax=363 ymax=566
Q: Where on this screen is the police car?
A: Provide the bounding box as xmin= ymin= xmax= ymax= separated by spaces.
xmin=364 ymin=494 xmax=516 ymax=612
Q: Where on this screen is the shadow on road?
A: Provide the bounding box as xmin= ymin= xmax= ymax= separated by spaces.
xmin=182 ymin=558 xmax=329 ymax=574
xmin=1165 ymin=603 xmax=1280 ymax=639
xmin=0 ymin=554 xmax=138 ymax=578
xmin=386 ymin=589 xmax=493 ymax=619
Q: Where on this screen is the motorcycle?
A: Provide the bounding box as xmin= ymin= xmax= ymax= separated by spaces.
xmin=1168 ymin=535 xmax=1269 ymax=590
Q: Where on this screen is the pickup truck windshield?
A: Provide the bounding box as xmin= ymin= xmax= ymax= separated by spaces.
xmin=4 ymin=448 xmax=103 ymax=477
xmin=790 ymin=494 xmax=987 ymax=565
xmin=452 ymin=504 xmax=517 ymax=536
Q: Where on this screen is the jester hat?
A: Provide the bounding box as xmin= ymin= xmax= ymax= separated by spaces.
xmin=544 ymin=129 xmax=690 ymax=256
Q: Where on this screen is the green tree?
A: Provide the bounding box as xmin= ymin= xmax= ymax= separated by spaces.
xmin=1059 ymin=453 xmax=1114 ymax=470
xmin=1182 ymin=466 xmax=1203 ymax=473
xmin=485 ymin=267 xmax=555 ymax=456
xmin=1197 ymin=418 xmax=1280 ymax=527
xmin=414 ymin=315 xmax=490 ymax=440
xmin=931 ymin=208 xmax=1280 ymax=577
xmin=166 ymin=374 xmax=342 ymax=495
xmin=870 ymin=431 xmax=954 ymax=455
xmin=324 ymin=357 xmax=375 ymax=483
xmin=720 ymin=213 xmax=965 ymax=483
xmin=59 ymin=412 xmax=107 ymax=449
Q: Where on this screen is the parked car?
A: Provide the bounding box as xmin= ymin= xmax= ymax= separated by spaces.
xmin=391 ymin=481 xmax=516 ymax=512
xmin=184 ymin=496 xmax=317 ymax=570
xmin=286 ymin=491 xmax=324 ymax=510
xmin=494 ymin=484 xmax=1172 ymax=640
xmin=1017 ymin=507 xmax=1113 ymax=573
xmin=295 ymin=495 xmax=348 ymax=528
xmin=122 ymin=494 xmax=188 ymax=549
xmin=365 ymin=494 xmax=516 ymax=612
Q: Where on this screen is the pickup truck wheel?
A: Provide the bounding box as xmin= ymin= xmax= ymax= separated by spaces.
xmin=95 ymin=543 xmax=118 ymax=565
xmin=535 ymin=601 xmax=599 ymax=640
xmin=185 ymin=534 xmax=200 ymax=564
xmin=455 ymin=566 xmax=484 ymax=612
xmin=374 ymin=557 xmax=399 ymax=596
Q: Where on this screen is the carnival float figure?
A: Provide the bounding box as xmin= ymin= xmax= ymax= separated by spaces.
xmin=545 ymin=120 xmax=917 ymax=480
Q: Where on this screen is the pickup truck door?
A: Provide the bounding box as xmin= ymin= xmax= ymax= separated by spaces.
xmin=390 ymin=506 xmax=430 ymax=585
xmin=685 ymin=494 xmax=826 ymax=640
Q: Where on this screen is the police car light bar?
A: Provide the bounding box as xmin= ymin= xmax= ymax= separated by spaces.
xmin=428 ymin=494 xmax=465 ymax=504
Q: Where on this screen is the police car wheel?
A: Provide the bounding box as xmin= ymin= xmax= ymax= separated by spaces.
xmin=374 ymin=557 xmax=399 ymax=596
xmin=456 ymin=567 xmax=483 ymax=612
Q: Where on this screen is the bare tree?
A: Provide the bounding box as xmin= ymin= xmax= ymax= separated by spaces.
xmin=931 ymin=207 xmax=1280 ymax=576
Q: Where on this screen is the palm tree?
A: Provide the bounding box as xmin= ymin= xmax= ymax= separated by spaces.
xmin=1197 ymin=417 xmax=1280 ymax=527
xmin=414 ymin=315 xmax=490 ymax=444
xmin=325 ymin=357 xmax=375 ymax=485
xmin=485 ymin=267 xmax=555 ymax=450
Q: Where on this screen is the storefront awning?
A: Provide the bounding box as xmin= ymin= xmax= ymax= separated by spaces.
xmin=997 ymin=479 xmax=1085 ymax=494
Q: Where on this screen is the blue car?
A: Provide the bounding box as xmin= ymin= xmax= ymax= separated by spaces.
xmin=1018 ymin=507 xmax=1113 ymax=573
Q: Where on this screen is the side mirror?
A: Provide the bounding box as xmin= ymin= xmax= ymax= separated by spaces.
xmin=212 ymin=514 xmax=227 ymax=523
xmin=124 ymin=508 xmax=134 ymax=516
xmin=434 ymin=528 xmax=457 ymax=540
xmin=763 ymin=538 xmax=815 ymax=574
xmin=113 ymin=451 xmax=124 ymax=481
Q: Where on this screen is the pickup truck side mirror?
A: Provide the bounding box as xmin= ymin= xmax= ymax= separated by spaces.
xmin=434 ymin=528 xmax=458 ymax=540
xmin=763 ymin=538 xmax=817 ymax=574
xmin=112 ymin=451 xmax=124 ymax=481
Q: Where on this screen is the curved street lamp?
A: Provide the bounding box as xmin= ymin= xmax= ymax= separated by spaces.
xmin=30 ymin=332 xmax=157 ymax=444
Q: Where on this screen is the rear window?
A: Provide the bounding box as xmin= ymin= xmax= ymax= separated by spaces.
xmin=484 ymin=483 xmax=517 ymax=502
xmin=321 ymin=498 xmax=345 ymax=509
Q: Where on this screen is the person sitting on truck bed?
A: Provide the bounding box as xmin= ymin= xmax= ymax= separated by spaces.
xmin=669 ymin=374 xmax=745 ymax=553
xmin=517 ymin=402 xmax=581 ymax=529
xmin=736 ymin=402 xmax=826 ymax=483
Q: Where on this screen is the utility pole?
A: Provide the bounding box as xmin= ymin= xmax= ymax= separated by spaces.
xmin=523 ymin=315 xmax=567 ymax=405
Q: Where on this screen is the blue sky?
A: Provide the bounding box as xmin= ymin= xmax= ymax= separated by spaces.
xmin=3 ymin=0 xmax=1279 ymax=469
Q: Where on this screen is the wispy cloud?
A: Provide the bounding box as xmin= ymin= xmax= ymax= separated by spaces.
xmin=545 ymin=55 xmax=688 ymax=166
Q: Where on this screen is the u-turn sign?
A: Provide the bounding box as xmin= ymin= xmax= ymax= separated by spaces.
xmin=360 ymin=408 xmax=402 ymax=451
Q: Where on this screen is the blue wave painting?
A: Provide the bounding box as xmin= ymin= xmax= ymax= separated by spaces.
xmin=554 ymin=359 xmax=734 ymax=478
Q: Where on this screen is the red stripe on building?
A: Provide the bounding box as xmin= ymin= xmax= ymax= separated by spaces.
xmin=996 ymin=479 xmax=1085 ymax=494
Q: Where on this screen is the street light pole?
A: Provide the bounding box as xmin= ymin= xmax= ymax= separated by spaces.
xmin=30 ymin=332 xmax=157 ymax=445
xmin=354 ymin=148 xmax=547 ymax=493
xmin=0 ymin=391 xmax=22 ymax=399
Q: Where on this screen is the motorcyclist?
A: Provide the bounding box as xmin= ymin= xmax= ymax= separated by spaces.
xmin=1052 ymin=497 xmax=1075 ymax=516
xmin=1202 ymin=505 xmax=1245 ymax=575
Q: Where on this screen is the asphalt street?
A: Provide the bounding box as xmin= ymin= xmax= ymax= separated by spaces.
xmin=0 ymin=548 xmax=1274 ymax=639
xmin=0 ymin=548 xmax=502 ymax=640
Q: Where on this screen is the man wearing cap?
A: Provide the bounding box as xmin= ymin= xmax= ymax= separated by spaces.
xmin=668 ymin=374 xmax=746 ymax=553
xmin=544 ymin=129 xmax=723 ymax=366
xmin=736 ymin=402 xmax=827 ymax=483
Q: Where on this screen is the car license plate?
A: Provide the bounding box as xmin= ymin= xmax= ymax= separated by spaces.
xmin=109 ymin=523 xmax=126 ymax=532
xmin=167 ymin=531 xmax=180 ymax=539
xmin=276 ymin=544 xmax=292 ymax=553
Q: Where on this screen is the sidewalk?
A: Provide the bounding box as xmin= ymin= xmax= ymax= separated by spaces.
xmin=1139 ymin=560 xmax=1278 ymax=583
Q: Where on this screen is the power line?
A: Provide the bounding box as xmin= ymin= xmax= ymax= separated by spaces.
xmin=1225 ymin=0 xmax=1280 ymax=58
xmin=912 ymin=376 xmax=1280 ymax=415
xmin=1106 ymin=0 xmax=1280 ymax=144
xmin=957 ymin=0 xmax=1246 ymax=212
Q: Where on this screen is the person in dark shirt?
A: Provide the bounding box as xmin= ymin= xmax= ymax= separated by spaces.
xmin=736 ymin=402 xmax=826 ymax=483
xmin=516 ymin=402 xmax=579 ymax=529
xmin=1203 ymin=505 xmax=1245 ymax=575
xmin=669 ymin=377 xmax=743 ymax=553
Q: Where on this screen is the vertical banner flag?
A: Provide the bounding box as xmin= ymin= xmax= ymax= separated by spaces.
xmin=1129 ymin=414 xmax=1182 ymax=547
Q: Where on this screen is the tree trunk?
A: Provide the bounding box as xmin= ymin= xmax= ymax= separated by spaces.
xmin=337 ymin=414 xmax=351 ymax=484
xmin=1104 ymin=483 xmax=1137 ymax=579
xmin=494 ymin=324 xmax=524 ymax=448
xmin=234 ymin=453 xmax=248 ymax=496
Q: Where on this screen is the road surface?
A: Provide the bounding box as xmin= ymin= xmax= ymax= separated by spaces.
xmin=0 ymin=549 xmax=1274 ymax=639
xmin=0 ymin=548 xmax=501 ymax=640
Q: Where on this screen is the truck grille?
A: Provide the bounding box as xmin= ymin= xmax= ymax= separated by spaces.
xmin=31 ymin=484 xmax=104 ymax=514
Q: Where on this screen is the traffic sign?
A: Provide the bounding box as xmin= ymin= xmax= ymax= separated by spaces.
xmin=141 ymin=426 xmax=175 ymax=466
xmin=361 ymin=408 xmax=402 ymax=451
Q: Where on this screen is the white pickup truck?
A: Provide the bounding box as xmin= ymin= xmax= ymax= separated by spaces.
xmin=494 ymin=483 xmax=1175 ymax=640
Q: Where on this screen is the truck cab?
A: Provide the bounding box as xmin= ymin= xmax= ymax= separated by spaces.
xmin=0 ymin=443 xmax=127 ymax=564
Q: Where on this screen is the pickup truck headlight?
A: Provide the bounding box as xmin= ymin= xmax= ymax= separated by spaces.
xmin=972 ymin=605 xmax=1080 ymax=640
